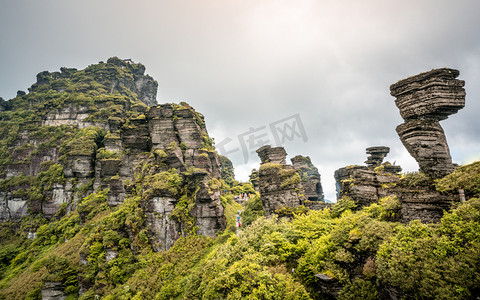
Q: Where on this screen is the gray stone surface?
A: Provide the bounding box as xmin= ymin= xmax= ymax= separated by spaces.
xmin=396 ymin=119 xmax=455 ymax=177
xmin=256 ymin=145 xmax=287 ymax=165
xmin=390 ymin=68 xmax=465 ymax=178
xmin=335 ymin=147 xmax=402 ymax=209
xmin=41 ymin=282 xmax=66 ymax=300
xmin=291 ymin=155 xmax=324 ymax=201
xmin=365 ymin=146 xmax=390 ymax=168
xmin=256 ymin=146 xmax=306 ymax=216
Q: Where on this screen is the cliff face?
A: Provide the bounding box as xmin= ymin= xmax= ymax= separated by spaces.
xmin=0 ymin=57 xmax=225 ymax=250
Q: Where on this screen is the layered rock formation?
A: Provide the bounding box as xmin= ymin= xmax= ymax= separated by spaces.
xmin=365 ymin=146 xmax=390 ymax=168
xmin=256 ymin=145 xmax=287 ymax=165
xmin=31 ymin=57 xmax=158 ymax=107
xmin=291 ymin=155 xmax=324 ymax=201
xmin=335 ymin=144 xmax=461 ymax=223
xmin=390 ymin=68 xmax=465 ymax=178
xmin=41 ymin=282 xmax=67 ymax=300
xmin=335 ymin=147 xmax=401 ymax=209
xmin=0 ymin=58 xmax=225 ymax=250
xmin=256 ymin=146 xmax=328 ymax=216
xmin=256 ymin=146 xmax=305 ymax=216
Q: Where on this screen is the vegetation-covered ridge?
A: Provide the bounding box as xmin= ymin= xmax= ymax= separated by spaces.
xmin=0 ymin=161 xmax=479 ymax=299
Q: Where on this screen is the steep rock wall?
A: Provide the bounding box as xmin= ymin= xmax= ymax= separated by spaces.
xmin=0 ymin=58 xmax=225 ymax=250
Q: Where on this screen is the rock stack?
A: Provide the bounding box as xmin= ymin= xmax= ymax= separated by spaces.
xmin=256 ymin=146 xmax=305 ymax=216
xmin=256 ymin=146 xmax=329 ymax=216
xmin=365 ymin=146 xmax=390 ymax=168
xmin=256 ymin=145 xmax=287 ymax=165
xmin=335 ymin=147 xmax=401 ymax=209
xmin=291 ymin=155 xmax=324 ymax=201
xmin=390 ymin=68 xmax=465 ymax=178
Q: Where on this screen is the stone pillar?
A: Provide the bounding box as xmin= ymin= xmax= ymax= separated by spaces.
xmin=390 ymin=68 xmax=465 ymax=178
xmin=256 ymin=145 xmax=287 ymax=165
xmin=365 ymin=146 xmax=390 ymax=168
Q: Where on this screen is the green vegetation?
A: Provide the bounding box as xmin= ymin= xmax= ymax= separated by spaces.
xmin=0 ymin=160 xmax=480 ymax=299
xmin=241 ymin=195 xmax=264 ymax=226
xmin=219 ymin=155 xmax=237 ymax=187
xmin=436 ymin=161 xmax=480 ymax=196
xmin=400 ymin=171 xmax=433 ymax=188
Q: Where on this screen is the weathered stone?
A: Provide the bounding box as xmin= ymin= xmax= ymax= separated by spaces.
xmin=42 ymin=105 xmax=96 ymax=128
xmin=42 ymin=184 xmax=68 ymax=218
xmin=313 ymin=273 xmax=342 ymax=298
xmin=148 ymin=104 xmax=179 ymax=149
xmin=304 ymin=200 xmax=330 ymax=210
xmin=256 ymin=145 xmax=287 ymax=165
xmin=146 ymin=196 xmax=180 ymax=251
xmin=395 ymin=184 xmax=458 ymax=223
xmin=256 ymin=146 xmax=329 ymax=215
xmin=99 ymin=159 xmax=121 ymax=177
xmin=0 ymin=58 xmax=226 ymax=245
xmin=121 ymin=118 xmax=151 ymax=152
xmin=41 ymin=282 xmax=66 ymax=300
xmin=0 ymin=193 xmax=28 ymax=220
xmin=188 ymin=171 xmax=226 ymax=237
xmin=335 ymin=147 xmax=402 ymax=209
xmin=396 ymin=119 xmax=455 ymax=177
xmin=390 ymin=68 xmax=465 ymax=121
xmin=365 ymin=146 xmax=390 ymax=168
xmin=104 ymin=135 xmax=123 ymax=153
xmin=257 ymin=149 xmax=305 ymax=216
xmin=249 ymin=169 xmax=259 ymax=192
xmin=106 ymin=57 xmax=158 ymax=107
xmin=259 ymin=179 xmax=304 ymax=216
xmin=105 ymin=249 xmax=118 ymax=262
xmin=291 ymin=155 xmax=324 ymax=201
xmin=62 ymin=156 xmax=93 ymax=178
xmin=390 ymin=68 xmax=465 ymax=178
xmin=174 ymin=117 xmax=203 ymax=149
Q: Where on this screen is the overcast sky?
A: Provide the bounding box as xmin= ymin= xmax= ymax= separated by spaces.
xmin=1 ymin=0 xmax=479 ymax=200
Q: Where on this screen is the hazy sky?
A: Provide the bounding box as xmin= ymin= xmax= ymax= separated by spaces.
xmin=1 ymin=0 xmax=479 ymax=200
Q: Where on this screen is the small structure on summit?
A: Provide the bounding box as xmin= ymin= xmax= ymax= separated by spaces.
xmin=390 ymin=68 xmax=465 ymax=178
